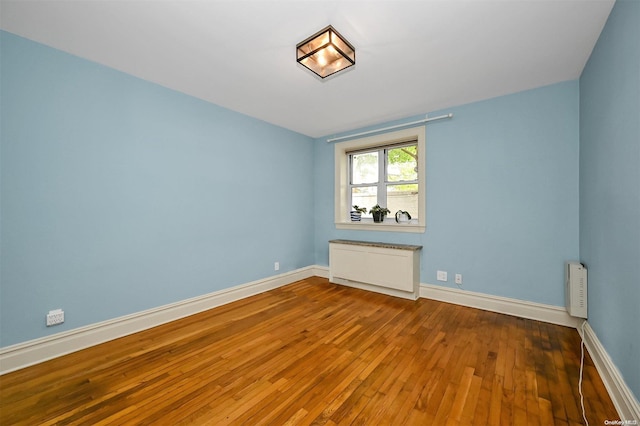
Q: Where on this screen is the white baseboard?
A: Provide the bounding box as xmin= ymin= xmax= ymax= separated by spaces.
xmin=4 ymin=266 xmax=637 ymax=423
xmin=420 ymin=283 xmax=639 ymax=421
xmin=420 ymin=283 xmax=580 ymax=328
xmin=311 ymin=265 xmax=329 ymax=278
xmin=581 ymin=322 xmax=640 ymax=422
xmin=0 ymin=266 xmax=316 ymax=375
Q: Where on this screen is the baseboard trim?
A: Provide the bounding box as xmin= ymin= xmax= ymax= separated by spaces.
xmin=4 ymin=267 xmax=637 ymax=421
xmin=581 ymin=322 xmax=640 ymax=422
xmin=311 ymin=265 xmax=329 ymax=279
xmin=419 ymin=283 xmax=581 ymax=328
xmin=0 ymin=266 xmax=316 ymax=375
xmin=420 ymin=283 xmax=639 ymax=420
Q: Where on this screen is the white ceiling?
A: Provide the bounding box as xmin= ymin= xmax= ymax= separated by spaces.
xmin=0 ymin=0 xmax=615 ymax=138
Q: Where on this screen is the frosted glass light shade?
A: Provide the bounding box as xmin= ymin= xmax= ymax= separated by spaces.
xmin=296 ymin=26 xmax=355 ymax=79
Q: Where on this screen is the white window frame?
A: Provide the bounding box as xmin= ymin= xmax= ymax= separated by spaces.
xmin=334 ymin=125 xmax=426 ymax=233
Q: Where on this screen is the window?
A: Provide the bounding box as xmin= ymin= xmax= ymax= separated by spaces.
xmin=349 ymin=142 xmax=419 ymax=218
xmin=334 ymin=126 xmax=425 ymax=232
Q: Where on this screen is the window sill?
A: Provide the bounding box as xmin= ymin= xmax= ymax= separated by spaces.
xmin=335 ymin=219 xmax=425 ymax=233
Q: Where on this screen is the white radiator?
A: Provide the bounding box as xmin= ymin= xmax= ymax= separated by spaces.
xmin=329 ymin=240 xmax=422 ymax=300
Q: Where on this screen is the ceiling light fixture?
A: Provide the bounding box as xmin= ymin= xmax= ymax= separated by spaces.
xmin=296 ymin=25 xmax=355 ymax=79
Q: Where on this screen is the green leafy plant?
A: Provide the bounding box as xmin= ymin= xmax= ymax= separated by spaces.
xmin=369 ymin=204 xmax=391 ymax=215
xmin=352 ymin=205 xmax=367 ymax=214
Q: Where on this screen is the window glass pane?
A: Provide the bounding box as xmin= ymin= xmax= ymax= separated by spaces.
xmin=351 ymin=151 xmax=379 ymax=184
xmin=387 ymin=184 xmax=419 ymax=218
xmin=351 ymin=186 xmax=377 ymax=216
xmin=387 ymin=145 xmax=417 ymax=182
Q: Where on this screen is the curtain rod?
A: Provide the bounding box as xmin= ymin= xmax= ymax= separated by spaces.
xmin=326 ymin=113 xmax=453 ymax=143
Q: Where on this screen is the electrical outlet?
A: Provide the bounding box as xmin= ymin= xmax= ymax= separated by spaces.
xmin=437 ymin=270 xmax=448 ymax=282
xmin=455 ymin=274 xmax=463 ymax=285
xmin=46 ymin=309 xmax=64 ymax=326
xmin=274 ymin=262 xmax=280 ymax=271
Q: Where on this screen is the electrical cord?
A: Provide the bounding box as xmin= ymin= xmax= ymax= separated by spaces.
xmin=579 ymin=320 xmax=589 ymax=426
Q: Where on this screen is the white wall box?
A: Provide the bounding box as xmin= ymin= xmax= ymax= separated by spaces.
xmin=565 ymin=262 xmax=588 ymax=318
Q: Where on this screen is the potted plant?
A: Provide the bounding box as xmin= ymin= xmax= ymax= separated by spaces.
xmin=370 ymin=204 xmax=391 ymax=223
xmin=350 ymin=205 xmax=367 ymax=222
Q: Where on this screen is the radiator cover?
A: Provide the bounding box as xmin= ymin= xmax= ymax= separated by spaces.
xmin=329 ymin=240 xmax=422 ymax=300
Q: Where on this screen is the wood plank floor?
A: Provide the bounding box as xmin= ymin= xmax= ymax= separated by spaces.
xmin=0 ymin=277 xmax=619 ymax=425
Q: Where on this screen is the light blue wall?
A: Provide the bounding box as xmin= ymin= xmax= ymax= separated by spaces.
xmin=3 ymin=6 xmax=637 ymax=404
xmin=0 ymin=32 xmax=315 ymax=347
xmin=314 ymin=81 xmax=580 ymax=307
xmin=579 ymin=0 xmax=640 ymax=400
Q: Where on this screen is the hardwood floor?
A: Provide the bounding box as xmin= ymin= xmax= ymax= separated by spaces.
xmin=0 ymin=277 xmax=619 ymax=425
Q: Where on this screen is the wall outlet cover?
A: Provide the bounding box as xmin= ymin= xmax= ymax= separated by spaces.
xmin=46 ymin=309 xmax=65 ymax=326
